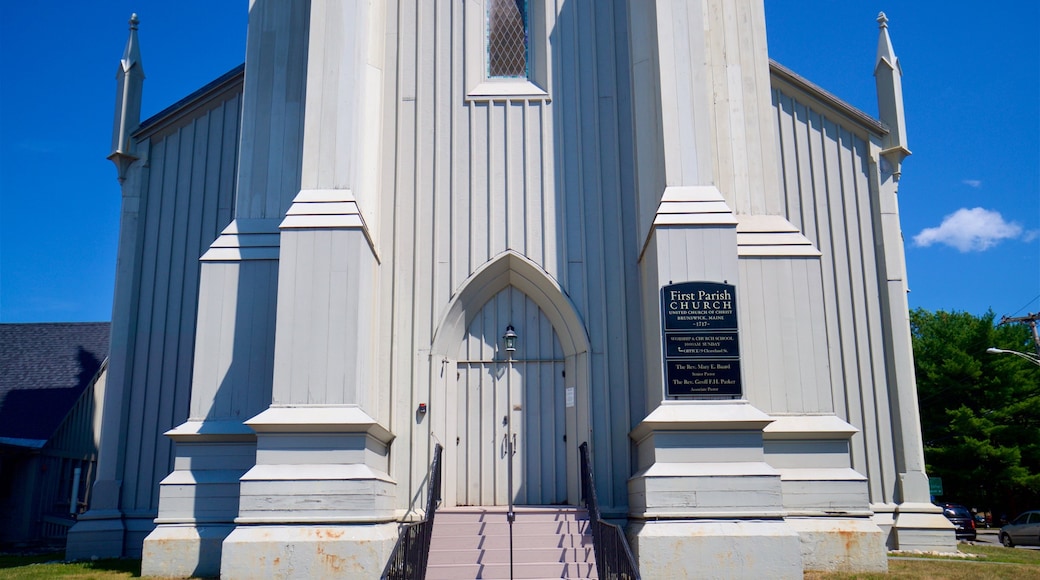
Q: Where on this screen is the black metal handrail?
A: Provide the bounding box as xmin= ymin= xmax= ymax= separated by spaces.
xmin=381 ymin=443 xmax=443 ymax=580
xmin=579 ymin=442 xmax=641 ymax=580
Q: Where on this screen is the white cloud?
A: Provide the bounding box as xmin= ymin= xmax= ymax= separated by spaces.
xmin=962 ymin=179 xmax=982 ymax=188
xmin=18 ymin=139 xmax=63 ymax=154
xmin=913 ymin=207 xmax=1023 ymax=252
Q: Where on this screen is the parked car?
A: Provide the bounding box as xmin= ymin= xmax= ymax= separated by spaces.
xmin=999 ymin=510 xmax=1040 ymax=547
xmin=937 ymin=503 xmax=977 ymax=541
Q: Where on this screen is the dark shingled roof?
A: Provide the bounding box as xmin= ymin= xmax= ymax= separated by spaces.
xmin=0 ymin=323 xmax=110 ymax=447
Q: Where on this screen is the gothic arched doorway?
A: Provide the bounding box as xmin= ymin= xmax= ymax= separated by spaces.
xmin=430 ymin=251 xmax=589 ymax=507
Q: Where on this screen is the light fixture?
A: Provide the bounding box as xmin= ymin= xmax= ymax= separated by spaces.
xmin=986 ymin=347 xmax=1040 ymax=366
xmin=503 ymin=325 xmax=518 ymax=353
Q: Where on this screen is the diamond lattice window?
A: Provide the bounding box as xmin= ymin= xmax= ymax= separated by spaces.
xmin=487 ymin=0 xmax=528 ymax=78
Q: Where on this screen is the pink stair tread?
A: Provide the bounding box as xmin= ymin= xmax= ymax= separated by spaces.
xmin=426 ymin=506 xmax=599 ymax=580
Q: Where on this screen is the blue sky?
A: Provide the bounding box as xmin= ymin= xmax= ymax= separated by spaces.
xmin=1 ymin=2 xmax=1037 ymax=323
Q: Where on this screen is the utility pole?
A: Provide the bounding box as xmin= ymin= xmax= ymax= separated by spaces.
xmin=997 ymin=312 xmax=1040 ymax=357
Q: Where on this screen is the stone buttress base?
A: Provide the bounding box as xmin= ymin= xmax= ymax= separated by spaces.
xmin=627 ymin=519 xmax=802 ymax=579
xmin=787 ymin=517 xmax=887 ymax=573
xmin=140 ymin=421 xmax=257 ymax=576
xmin=65 ymin=510 xmax=125 ymax=560
xmin=889 ymin=502 xmax=958 ymax=552
xmin=141 ymin=524 xmax=233 ymax=578
xmin=220 ymin=523 xmax=400 ymax=580
xmin=884 ymin=473 xmax=958 ymax=552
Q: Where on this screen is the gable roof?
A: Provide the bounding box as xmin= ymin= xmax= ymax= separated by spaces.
xmin=769 ymin=59 xmax=888 ymax=137
xmin=0 ymin=323 xmax=110 ymax=448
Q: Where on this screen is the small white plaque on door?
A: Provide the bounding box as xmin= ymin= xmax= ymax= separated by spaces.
xmin=566 ymin=387 xmax=575 ymax=408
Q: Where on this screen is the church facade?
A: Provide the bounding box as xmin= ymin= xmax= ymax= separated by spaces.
xmin=67 ymin=1 xmax=956 ymax=577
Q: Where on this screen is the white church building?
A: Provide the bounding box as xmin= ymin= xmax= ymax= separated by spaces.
xmin=67 ymin=1 xmax=956 ymax=577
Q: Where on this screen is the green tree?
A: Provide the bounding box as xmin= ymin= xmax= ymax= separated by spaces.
xmin=910 ymin=308 xmax=1040 ymax=518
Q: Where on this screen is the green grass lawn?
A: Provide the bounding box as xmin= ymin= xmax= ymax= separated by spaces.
xmin=0 ymin=553 xmax=140 ymax=580
xmin=805 ymin=543 xmax=1040 ymax=580
xmin=2 ymin=544 xmax=1038 ymax=579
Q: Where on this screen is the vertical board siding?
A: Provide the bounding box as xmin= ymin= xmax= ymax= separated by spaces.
xmin=772 ymin=84 xmax=898 ymax=504
xmin=238 ymin=0 xmax=307 ymax=219
xmin=703 ymin=0 xmax=781 ymax=215
xmin=120 ymin=91 xmax=240 ymax=513
xmin=272 ymin=231 xmax=374 ymax=406
xmin=738 ymin=258 xmax=831 ymax=414
xmin=386 ymin=0 xmax=638 ymax=511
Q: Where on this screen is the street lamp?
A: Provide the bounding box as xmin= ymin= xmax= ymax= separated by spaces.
xmin=986 ymin=347 xmax=1040 ymax=367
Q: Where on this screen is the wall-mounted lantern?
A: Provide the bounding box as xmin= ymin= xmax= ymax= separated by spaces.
xmin=503 ymin=324 xmax=518 ymax=354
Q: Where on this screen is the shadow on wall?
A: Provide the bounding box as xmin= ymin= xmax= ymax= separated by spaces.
xmin=0 ymin=346 xmax=103 ymax=443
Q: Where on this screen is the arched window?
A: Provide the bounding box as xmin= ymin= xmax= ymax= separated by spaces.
xmin=487 ymin=0 xmax=528 ymax=79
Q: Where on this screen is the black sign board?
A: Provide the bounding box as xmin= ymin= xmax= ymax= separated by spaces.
xmin=661 ymin=281 xmax=742 ymax=398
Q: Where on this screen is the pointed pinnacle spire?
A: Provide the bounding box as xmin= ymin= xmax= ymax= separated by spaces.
xmin=121 ymin=13 xmax=143 ymax=74
xmin=874 ymin=12 xmax=910 ymax=181
xmin=875 ymin=12 xmax=898 ymax=74
xmin=109 ymin=13 xmax=145 ymax=184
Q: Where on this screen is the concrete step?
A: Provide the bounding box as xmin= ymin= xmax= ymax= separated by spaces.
xmin=431 ymin=532 xmax=594 ymax=550
xmin=436 ymin=506 xmax=590 ymax=521
xmin=433 ymin=507 xmax=590 ymax=534
xmin=428 ymin=546 xmax=595 ymax=565
xmin=431 ymin=520 xmax=590 ymax=537
xmin=425 ymin=561 xmax=597 ymax=580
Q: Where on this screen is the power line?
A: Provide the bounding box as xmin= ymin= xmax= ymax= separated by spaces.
xmin=996 ymin=312 xmax=1040 ymax=358
xmin=1009 ymin=294 xmax=1040 ymax=318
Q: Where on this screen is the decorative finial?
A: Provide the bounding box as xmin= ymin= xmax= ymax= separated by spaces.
xmin=874 ymin=10 xmax=909 ymax=182
xmin=111 ymin=12 xmax=144 ymax=184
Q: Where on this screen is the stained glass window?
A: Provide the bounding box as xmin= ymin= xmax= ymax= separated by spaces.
xmin=488 ymin=0 xmax=528 ymax=78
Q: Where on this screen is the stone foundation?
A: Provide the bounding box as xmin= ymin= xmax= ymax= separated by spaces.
xmin=141 ymin=524 xmax=233 ymax=578
xmin=890 ymin=502 xmax=957 ymax=552
xmin=65 ymin=510 xmax=125 ymax=561
xmin=788 ymin=517 xmax=887 ymax=572
xmin=220 ymin=523 xmax=399 ymax=580
xmin=628 ymin=519 xmax=803 ymax=579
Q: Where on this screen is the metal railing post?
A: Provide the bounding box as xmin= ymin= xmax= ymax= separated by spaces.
xmin=381 ymin=443 xmax=443 ymax=580
xmin=579 ymin=442 xmax=641 ymax=580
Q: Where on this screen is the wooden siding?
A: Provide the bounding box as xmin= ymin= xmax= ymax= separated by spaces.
xmin=117 ymin=89 xmax=240 ymax=514
xmin=738 ymin=258 xmax=832 ymax=415
xmin=48 ymin=361 xmax=107 ymax=460
xmin=772 ymin=84 xmax=897 ymax=505
xmin=237 ymin=0 xmax=308 ymax=220
xmin=271 ymin=229 xmax=378 ymax=407
xmin=190 ymin=260 xmax=277 ymax=420
xmin=382 ymin=0 xmax=640 ymax=513
xmin=703 ymin=0 xmax=782 ymax=216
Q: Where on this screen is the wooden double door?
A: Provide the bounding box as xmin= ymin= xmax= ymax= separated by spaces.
xmin=453 ymin=287 xmax=568 ymax=506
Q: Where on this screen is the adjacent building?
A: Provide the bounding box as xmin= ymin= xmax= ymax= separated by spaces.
xmin=0 ymin=322 xmax=109 ymax=548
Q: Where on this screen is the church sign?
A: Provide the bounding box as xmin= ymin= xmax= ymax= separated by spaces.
xmin=661 ymin=281 xmax=742 ymax=398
